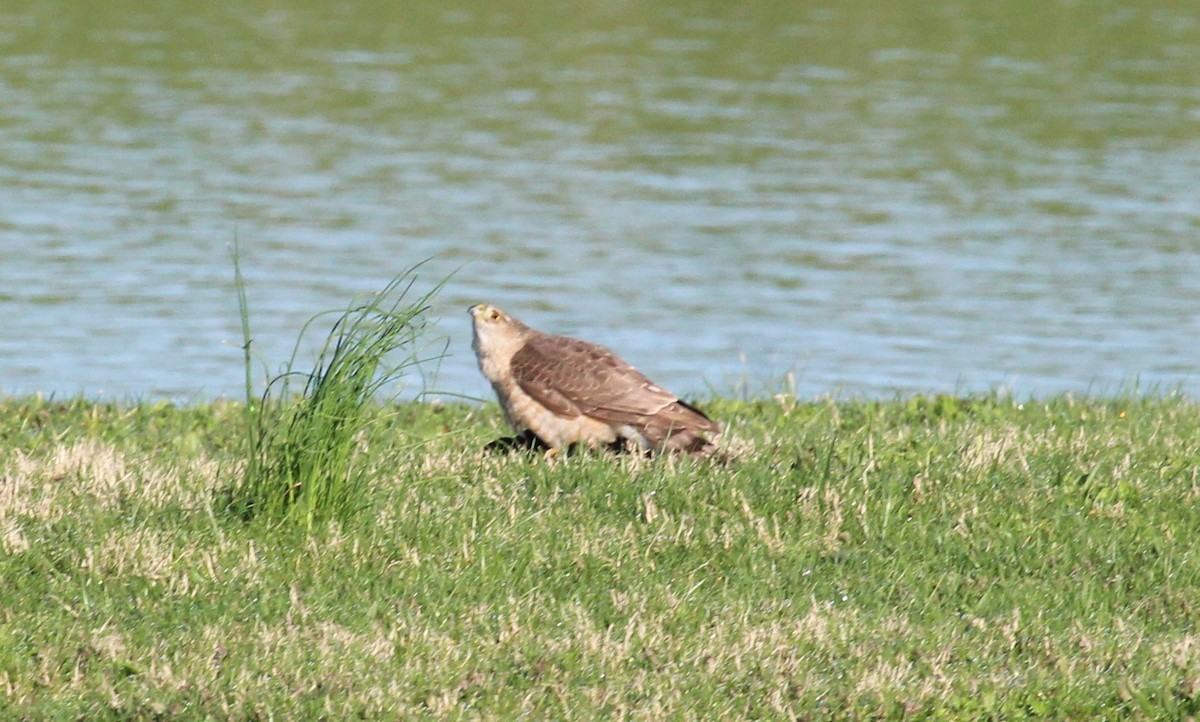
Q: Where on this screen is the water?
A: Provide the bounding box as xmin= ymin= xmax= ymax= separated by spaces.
xmin=2 ymin=0 xmax=1198 ymax=402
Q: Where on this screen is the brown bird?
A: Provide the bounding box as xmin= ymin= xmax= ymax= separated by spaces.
xmin=469 ymin=303 xmax=720 ymax=456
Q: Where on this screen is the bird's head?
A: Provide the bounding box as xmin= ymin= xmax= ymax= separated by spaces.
xmin=469 ymin=303 xmax=528 ymax=356
xmin=469 ymin=303 xmax=510 ymax=326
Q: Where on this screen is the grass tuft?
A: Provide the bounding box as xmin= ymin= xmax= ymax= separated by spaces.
xmin=226 ymin=248 xmax=443 ymax=529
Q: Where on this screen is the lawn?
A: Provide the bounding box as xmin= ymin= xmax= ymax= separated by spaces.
xmin=1 ymin=393 xmax=1198 ymax=719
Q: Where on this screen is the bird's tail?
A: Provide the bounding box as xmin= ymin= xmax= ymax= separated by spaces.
xmin=648 ymin=400 xmax=721 ymax=456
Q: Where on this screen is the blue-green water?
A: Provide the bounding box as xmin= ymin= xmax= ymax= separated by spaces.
xmin=2 ymin=1 xmax=1198 ymax=401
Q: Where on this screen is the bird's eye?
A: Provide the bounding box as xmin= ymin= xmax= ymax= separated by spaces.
xmin=489 ymin=310 xmax=500 ymax=320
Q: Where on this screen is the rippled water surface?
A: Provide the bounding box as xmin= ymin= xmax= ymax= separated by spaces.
xmin=2 ymin=0 xmax=1198 ymax=401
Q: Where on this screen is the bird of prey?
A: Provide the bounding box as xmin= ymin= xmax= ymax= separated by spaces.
xmin=469 ymin=303 xmax=719 ymax=456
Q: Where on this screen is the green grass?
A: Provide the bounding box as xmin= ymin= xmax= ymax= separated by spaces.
xmin=1 ymin=393 xmax=1199 ymax=718
xmin=229 ymin=252 xmax=444 ymax=530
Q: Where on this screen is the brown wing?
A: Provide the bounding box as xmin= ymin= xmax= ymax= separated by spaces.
xmin=509 ymin=333 xmax=718 ymax=434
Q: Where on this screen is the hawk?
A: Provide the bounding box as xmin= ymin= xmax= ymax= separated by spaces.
xmin=469 ymin=303 xmax=720 ymax=456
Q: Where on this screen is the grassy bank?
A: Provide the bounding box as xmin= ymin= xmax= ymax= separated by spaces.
xmin=1 ymin=393 xmax=1199 ymax=719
